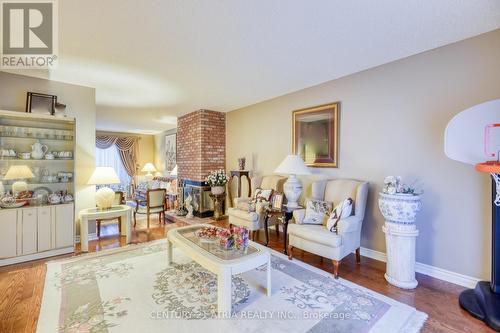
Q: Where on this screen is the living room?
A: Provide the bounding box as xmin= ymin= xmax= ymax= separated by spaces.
xmin=0 ymin=1 xmax=500 ymax=332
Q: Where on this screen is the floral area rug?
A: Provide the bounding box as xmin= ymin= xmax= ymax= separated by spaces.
xmin=37 ymin=239 xmax=427 ymax=333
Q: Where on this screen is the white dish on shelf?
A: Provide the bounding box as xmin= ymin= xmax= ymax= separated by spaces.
xmin=0 ymin=201 xmax=27 ymax=208
xmin=33 ymin=186 xmax=52 ymax=199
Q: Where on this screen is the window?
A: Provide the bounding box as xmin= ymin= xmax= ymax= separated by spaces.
xmin=95 ymin=145 xmax=131 ymax=186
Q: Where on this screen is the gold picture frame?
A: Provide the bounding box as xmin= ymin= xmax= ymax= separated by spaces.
xmin=271 ymin=192 xmax=284 ymax=210
xmin=292 ymin=102 xmax=340 ymax=168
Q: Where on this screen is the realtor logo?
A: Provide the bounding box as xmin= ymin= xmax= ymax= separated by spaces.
xmin=1 ymin=0 xmax=58 ymax=68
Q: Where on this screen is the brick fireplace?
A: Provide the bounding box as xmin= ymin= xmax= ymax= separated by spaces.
xmin=177 ymin=109 xmax=226 ymax=217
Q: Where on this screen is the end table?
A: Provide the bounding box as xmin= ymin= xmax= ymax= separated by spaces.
xmin=264 ymin=205 xmax=303 ymax=254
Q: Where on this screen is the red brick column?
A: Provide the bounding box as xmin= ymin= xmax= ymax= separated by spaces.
xmin=177 ymin=109 xmax=226 ymax=183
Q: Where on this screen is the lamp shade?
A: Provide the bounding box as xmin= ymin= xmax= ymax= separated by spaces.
xmin=141 ymin=163 xmax=157 ymax=173
xmin=4 ymin=165 xmax=35 ymax=180
xmin=170 ymin=165 xmax=178 ymax=176
xmin=87 ymin=167 xmax=121 ymax=185
xmin=274 ymin=155 xmax=311 ymax=175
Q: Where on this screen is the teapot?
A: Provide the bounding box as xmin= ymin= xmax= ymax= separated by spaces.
xmin=48 ymin=193 xmax=61 ymax=204
xmin=31 ymin=140 xmax=48 ymax=160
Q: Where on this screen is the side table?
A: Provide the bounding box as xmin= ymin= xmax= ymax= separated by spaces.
xmin=79 ymin=205 xmax=132 ymax=252
xmin=264 ymin=205 xmax=303 ymax=253
xmin=228 ymin=170 xmax=251 ymax=207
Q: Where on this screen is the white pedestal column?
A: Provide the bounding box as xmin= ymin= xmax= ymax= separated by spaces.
xmin=382 ymin=222 xmax=419 ymax=289
xmin=378 ymin=193 xmax=421 ymax=290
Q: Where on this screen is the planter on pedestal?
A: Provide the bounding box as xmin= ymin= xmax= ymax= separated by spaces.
xmin=378 ymin=192 xmax=422 ymax=289
xmin=211 ymin=186 xmax=225 ymax=195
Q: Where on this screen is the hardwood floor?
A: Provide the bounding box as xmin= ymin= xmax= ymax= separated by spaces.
xmin=0 ymin=216 xmax=494 ymax=333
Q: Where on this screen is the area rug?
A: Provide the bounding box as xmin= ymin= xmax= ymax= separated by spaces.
xmin=37 ymin=239 xmax=427 ymax=333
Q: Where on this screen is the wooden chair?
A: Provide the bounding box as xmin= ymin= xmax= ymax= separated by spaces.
xmin=134 ymin=188 xmax=166 ymax=228
xmin=96 ymin=191 xmax=125 ymax=239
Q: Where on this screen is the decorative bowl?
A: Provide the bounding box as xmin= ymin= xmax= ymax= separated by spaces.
xmin=378 ymin=192 xmax=422 ymax=224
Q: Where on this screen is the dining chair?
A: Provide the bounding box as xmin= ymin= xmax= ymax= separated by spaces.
xmin=96 ymin=191 xmax=125 ymax=238
xmin=134 ymin=188 xmax=166 ymax=228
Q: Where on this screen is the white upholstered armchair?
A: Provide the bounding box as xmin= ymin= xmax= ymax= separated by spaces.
xmin=228 ymin=175 xmax=286 ymax=241
xmin=287 ymin=179 xmax=369 ymax=278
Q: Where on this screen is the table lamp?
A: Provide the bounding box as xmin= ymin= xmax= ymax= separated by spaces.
xmin=141 ymin=163 xmax=157 ymax=180
xmin=4 ymin=165 xmax=34 ymax=194
xmin=274 ymin=154 xmax=311 ymax=208
xmin=87 ymin=167 xmax=121 ymax=209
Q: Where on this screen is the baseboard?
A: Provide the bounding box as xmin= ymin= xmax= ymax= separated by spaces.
xmin=0 ymin=247 xmax=74 ymax=266
xmin=74 ymin=233 xmax=98 ymax=244
xmin=359 ymin=247 xmax=480 ymax=289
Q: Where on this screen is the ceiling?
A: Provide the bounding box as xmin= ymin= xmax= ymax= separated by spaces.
xmin=6 ymin=0 xmax=500 ymax=134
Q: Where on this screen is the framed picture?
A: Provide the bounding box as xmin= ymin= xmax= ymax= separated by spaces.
xmin=165 ymin=134 xmax=176 ymax=172
xmin=25 ymin=92 xmax=66 ymax=116
xmin=26 ymin=92 xmax=57 ymax=115
xmin=292 ymin=102 xmax=340 ymax=167
xmin=272 ymin=192 xmax=284 ymax=210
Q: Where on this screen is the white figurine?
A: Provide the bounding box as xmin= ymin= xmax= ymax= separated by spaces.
xmin=185 ymin=193 xmax=194 ymax=218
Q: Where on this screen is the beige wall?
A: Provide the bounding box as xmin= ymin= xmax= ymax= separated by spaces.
xmin=137 ymin=134 xmax=155 ymax=170
xmin=227 ymin=29 xmax=500 ymax=279
xmin=154 ymin=129 xmax=176 ymax=175
xmin=0 ymin=71 xmax=96 ymax=235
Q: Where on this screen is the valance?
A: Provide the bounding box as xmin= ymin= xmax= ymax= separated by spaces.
xmin=96 ymin=134 xmax=139 ymax=178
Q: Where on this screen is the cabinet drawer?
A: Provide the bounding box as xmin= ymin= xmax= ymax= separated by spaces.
xmin=22 ymin=209 xmax=38 ymax=255
xmin=0 ymin=210 xmax=17 ymax=258
xmin=37 ymin=207 xmax=52 ymax=252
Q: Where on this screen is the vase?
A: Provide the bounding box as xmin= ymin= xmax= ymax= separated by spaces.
xmin=378 ymin=192 xmax=422 ymax=289
xmin=237 ymin=157 xmax=246 ymax=170
xmin=211 ymin=186 xmax=225 ymax=195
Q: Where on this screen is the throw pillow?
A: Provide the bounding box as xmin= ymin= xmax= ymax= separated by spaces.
xmin=255 ymin=200 xmax=270 ymax=214
xmin=301 ymin=199 xmax=332 ymax=225
xmin=254 ymin=188 xmax=273 ymax=201
xmin=326 ymin=198 xmax=354 ymax=233
xmin=236 ymin=200 xmax=250 ymax=211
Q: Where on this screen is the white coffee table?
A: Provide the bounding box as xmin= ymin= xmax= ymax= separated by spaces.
xmin=167 ymin=224 xmax=271 ymax=316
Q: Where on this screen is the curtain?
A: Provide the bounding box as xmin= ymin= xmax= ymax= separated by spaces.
xmin=96 ymin=145 xmax=131 ymax=185
xmin=96 ymin=134 xmax=139 ymax=179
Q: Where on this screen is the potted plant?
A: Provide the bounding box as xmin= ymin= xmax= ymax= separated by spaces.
xmin=378 ymin=176 xmax=423 ymax=289
xmin=378 ymin=176 xmax=422 ymax=224
xmin=206 ymin=169 xmax=229 ymax=195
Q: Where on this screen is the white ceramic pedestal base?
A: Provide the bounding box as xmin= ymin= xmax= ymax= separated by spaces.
xmin=283 ymin=174 xmax=302 ymax=208
xmin=383 ymin=222 xmax=419 ymax=289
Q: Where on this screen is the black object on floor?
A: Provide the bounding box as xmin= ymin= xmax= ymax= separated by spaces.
xmin=459 ymin=177 xmax=500 ymax=332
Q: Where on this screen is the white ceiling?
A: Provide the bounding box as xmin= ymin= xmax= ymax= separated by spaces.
xmin=6 ymin=0 xmax=500 ymax=134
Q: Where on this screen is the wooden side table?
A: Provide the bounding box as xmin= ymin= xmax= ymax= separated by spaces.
xmin=209 ymin=193 xmax=226 ymax=220
xmin=228 ymin=170 xmax=251 ymax=207
xmin=264 ymin=205 xmax=303 ymax=253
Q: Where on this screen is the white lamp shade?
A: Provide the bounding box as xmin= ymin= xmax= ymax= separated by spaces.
xmin=4 ymin=165 xmax=35 ymax=180
xmin=274 ymin=155 xmax=311 ymax=175
xmin=141 ymin=163 xmax=157 ymax=173
xmin=87 ymin=167 xmax=121 ymax=185
xmin=170 ymin=165 xmax=178 ymax=176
